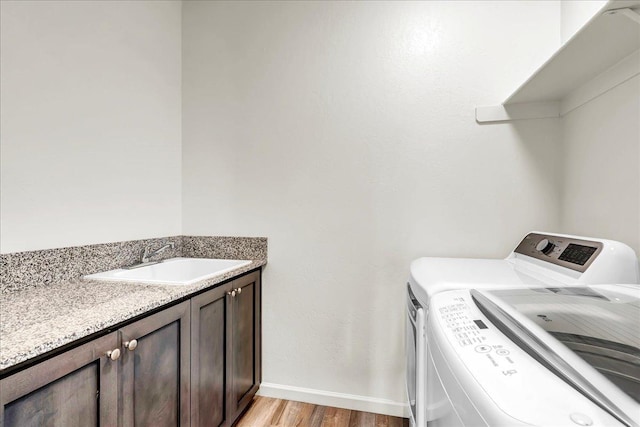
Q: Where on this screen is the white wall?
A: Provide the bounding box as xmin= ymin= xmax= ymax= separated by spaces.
xmin=556 ymin=0 xmax=639 ymax=255
xmin=0 ymin=0 xmax=182 ymax=253
xmin=561 ymin=74 xmax=640 ymax=254
xmin=182 ymin=1 xmax=561 ymax=412
xmin=560 ymin=0 xmax=607 ymax=43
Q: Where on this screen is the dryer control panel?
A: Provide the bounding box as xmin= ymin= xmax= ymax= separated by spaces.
xmin=514 ymin=232 xmax=603 ymax=273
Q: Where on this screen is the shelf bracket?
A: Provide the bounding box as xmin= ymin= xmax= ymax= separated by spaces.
xmin=603 ymin=7 xmax=640 ymax=25
xmin=475 ymin=102 xmax=560 ymax=123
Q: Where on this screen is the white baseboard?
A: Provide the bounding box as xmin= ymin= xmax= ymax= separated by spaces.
xmin=257 ymin=382 xmax=409 ymax=418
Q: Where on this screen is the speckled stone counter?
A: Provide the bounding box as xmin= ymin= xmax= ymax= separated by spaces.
xmin=0 ymin=259 xmax=266 ymax=372
xmin=0 ymin=235 xmax=267 ymax=373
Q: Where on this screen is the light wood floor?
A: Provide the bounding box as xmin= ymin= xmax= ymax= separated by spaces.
xmin=235 ymin=396 xmax=409 ymax=427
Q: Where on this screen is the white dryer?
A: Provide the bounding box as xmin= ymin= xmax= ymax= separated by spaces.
xmin=406 ymin=232 xmax=639 ymax=427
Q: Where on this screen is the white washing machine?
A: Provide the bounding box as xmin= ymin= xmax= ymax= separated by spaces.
xmin=427 ymin=284 xmax=640 ymax=426
xmin=406 ymin=232 xmax=639 ymax=427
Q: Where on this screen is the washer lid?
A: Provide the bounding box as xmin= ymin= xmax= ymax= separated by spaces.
xmin=471 ymin=285 xmax=640 ymax=427
xmin=408 ymin=257 xmax=553 ymax=306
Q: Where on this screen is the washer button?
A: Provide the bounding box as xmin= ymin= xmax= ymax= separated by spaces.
xmin=475 ymin=345 xmax=492 ymax=353
xmin=570 ymin=413 xmax=593 ymax=426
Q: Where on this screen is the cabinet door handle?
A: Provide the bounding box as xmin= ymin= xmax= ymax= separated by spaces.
xmin=106 ymin=348 xmax=121 ymax=361
xmin=124 ymin=339 xmax=138 ymax=351
xmin=228 ymin=290 xmax=236 ymax=297
xmin=236 ymin=287 xmax=242 ymax=295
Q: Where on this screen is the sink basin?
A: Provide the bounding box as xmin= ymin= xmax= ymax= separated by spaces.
xmin=84 ymin=257 xmax=252 ymax=285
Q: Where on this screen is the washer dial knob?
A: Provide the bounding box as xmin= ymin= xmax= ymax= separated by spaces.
xmin=536 ymin=238 xmax=555 ymax=255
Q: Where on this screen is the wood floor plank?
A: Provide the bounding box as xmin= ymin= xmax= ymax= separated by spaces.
xmin=237 ymin=396 xmax=407 ymax=427
xmin=319 ymin=406 xmax=337 ymax=427
xmin=348 ymin=410 xmax=376 ymax=427
xmin=309 ymin=405 xmax=326 ymax=427
xmin=296 ymin=403 xmax=316 ymax=427
xmin=236 ymin=396 xmax=280 ymax=427
xmin=320 ymin=406 xmax=351 ymax=427
xmin=381 ymin=413 xmax=408 ymax=427
xmin=375 ymin=413 xmax=390 ymax=427
xmin=278 ymin=400 xmax=316 ymax=426
xmin=279 ymin=400 xmax=301 ymax=425
xmin=295 ymin=402 xmax=317 ymax=426
xmin=333 ymin=407 xmax=352 ymax=427
xmin=270 ymin=399 xmax=289 ymax=425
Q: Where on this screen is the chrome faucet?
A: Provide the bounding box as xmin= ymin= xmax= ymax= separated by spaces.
xmin=141 ymin=242 xmax=175 ymax=263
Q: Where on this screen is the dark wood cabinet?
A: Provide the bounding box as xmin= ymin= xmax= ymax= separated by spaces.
xmin=228 ymin=271 xmax=261 ymax=423
xmin=191 ymin=271 xmax=261 ymax=427
xmin=0 ymin=332 xmax=119 ymax=427
xmin=120 ymin=301 xmax=191 ymax=427
xmin=1 ymin=269 xmax=261 ymax=427
xmin=0 ymin=303 xmax=191 ymax=427
xmin=191 ymin=284 xmax=228 ymax=427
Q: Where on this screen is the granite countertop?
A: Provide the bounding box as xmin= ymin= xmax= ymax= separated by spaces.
xmin=0 ymin=259 xmax=266 ymax=372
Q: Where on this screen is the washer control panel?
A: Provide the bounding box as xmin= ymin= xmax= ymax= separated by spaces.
xmin=429 ymin=290 xmax=618 ymax=426
xmin=436 ymin=296 xmax=519 ymax=375
xmin=514 ymin=233 xmax=603 ymax=273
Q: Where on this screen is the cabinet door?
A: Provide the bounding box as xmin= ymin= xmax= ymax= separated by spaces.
xmin=120 ymin=301 xmax=190 ymax=427
xmin=191 ymin=282 xmax=232 ymax=427
xmin=0 ymin=332 xmax=119 ymax=427
xmin=227 ymin=271 xmax=261 ymax=420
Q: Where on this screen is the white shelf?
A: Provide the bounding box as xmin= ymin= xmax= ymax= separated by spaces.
xmin=477 ymin=0 xmax=640 ymax=123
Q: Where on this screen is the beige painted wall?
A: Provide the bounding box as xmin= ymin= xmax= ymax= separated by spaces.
xmin=182 ymin=0 xmax=561 ymax=410
xmin=0 ymin=0 xmax=182 ymax=253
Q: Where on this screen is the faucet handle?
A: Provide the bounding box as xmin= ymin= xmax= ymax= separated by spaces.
xmin=141 ymin=247 xmax=151 ymax=263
